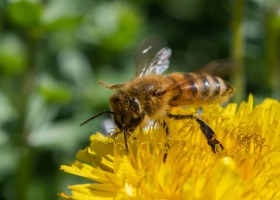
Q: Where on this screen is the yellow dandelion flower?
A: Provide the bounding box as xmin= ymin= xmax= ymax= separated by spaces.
xmin=60 ymin=95 xmax=280 ymax=200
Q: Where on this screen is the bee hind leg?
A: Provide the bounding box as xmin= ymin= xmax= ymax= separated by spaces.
xmin=167 ymin=113 xmax=224 ymax=153
xmin=162 ymin=120 xmax=170 ymax=162
xmin=194 ymin=117 xmax=224 ymax=152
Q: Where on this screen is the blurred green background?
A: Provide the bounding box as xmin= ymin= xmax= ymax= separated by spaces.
xmin=0 ymin=0 xmax=279 ymax=199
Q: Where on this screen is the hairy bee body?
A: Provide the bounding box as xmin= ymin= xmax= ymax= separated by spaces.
xmin=82 ymin=36 xmax=235 ymax=156
xmin=108 ymin=72 xmax=234 ymax=130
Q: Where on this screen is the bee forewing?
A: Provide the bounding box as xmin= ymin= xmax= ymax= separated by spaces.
xmin=140 ymin=47 xmax=171 ymax=76
xmin=135 ymin=35 xmax=171 ymax=77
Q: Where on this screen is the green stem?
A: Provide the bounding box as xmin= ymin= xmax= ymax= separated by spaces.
xmin=231 ymin=0 xmax=245 ymax=102
xmin=15 ymin=31 xmax=36 ymax=200
xmin=265 ymin=6 xmax=280 ymax=99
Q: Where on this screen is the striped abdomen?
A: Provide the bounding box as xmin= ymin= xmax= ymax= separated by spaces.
xmin=167 ymin=72 xmax=234 ymax=106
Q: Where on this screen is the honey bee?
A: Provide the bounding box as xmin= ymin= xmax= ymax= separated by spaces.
xmin=82 ymin=36 xmax=234 ymax=160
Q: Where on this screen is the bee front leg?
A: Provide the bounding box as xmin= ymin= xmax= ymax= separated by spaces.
xmin=109 ymin=129 xmax=129 ymax=152
xmin=108 ymin=131 xmax=121 ymax=139
xmin=167 ymin=113 xmax=224 ymax=153
xmin=123 ymin=128 xmax=129 ymax=153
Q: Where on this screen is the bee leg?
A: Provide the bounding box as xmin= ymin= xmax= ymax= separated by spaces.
xmin=194 ymin=117 xmax=224 ymax=152
xmin=109 ymin=130 xmax=129 ymax=152
xmin=123 ymin=128 xmax=129 ymax=152
xmin=162 ymin=120 xmax=170 ymax=162
xmin=108 ymin=130 xmax=121 ymax=139
xmin=167 ymin=113 xmax=224 ymax=153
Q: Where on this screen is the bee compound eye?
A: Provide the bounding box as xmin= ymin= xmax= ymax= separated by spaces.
xmin=129 ymin=97 xmax=141 ymax=111
xmin=131 ymin=97 xmax=138 ymax=104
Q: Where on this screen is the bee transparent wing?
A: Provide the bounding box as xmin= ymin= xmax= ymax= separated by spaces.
xmin=195 ymin=59 xmax=237 ymax=77
xmin=135 ymin=36 xmax=172 ymax=77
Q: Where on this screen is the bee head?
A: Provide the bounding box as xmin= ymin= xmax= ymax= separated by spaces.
xmin=109 ymin=93 xmax=146 ymax=131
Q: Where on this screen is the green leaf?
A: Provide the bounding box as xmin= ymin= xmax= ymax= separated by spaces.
xmin=8 ymin=1 xmax=42 ymax=28
xmin=41 ymin=0 xmax=83 ymax=30
xmin=0 ymin=34 xmax=27 ymax=75
xmin=38 ymin=77 xmax=72 ymax=104
xmin=43 ymin=16 xmax=82 ymax=31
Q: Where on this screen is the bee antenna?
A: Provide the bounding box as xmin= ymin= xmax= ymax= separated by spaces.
xmin=99 ymin=81 xmax=125 ymax=89
xmin=80 ymin=111 xmax=116 ymax=126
